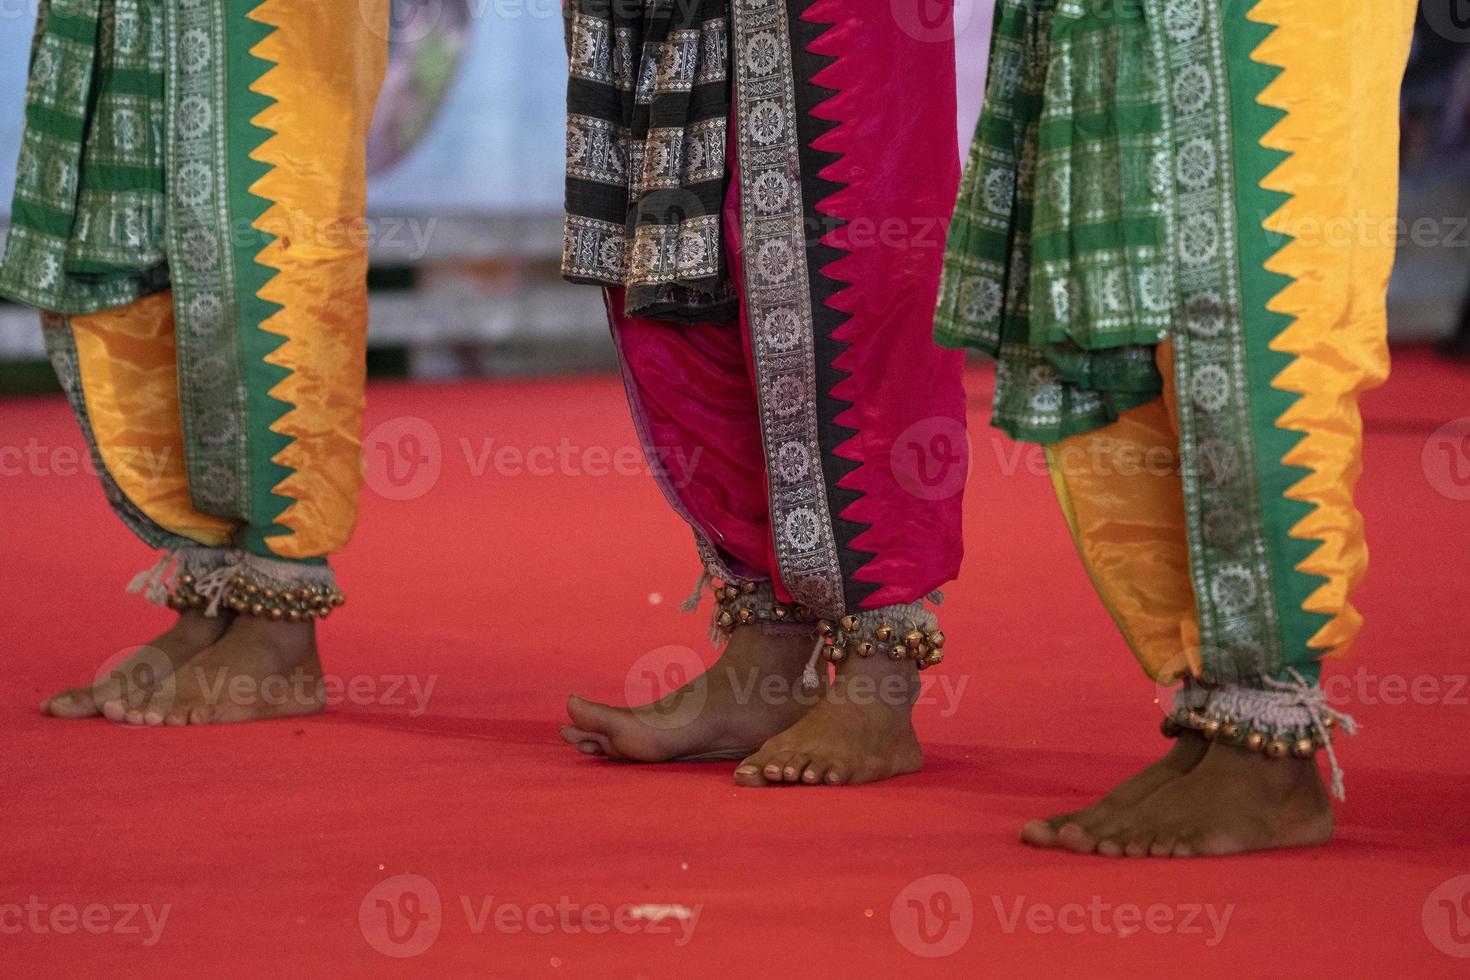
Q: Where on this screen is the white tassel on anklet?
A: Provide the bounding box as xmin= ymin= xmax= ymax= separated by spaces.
xmin=1261 ymin=669 xmax=1359 ymax=802
xmin=801 ymin=637 xmax=824 ymax=691
xmin=127 ymin=547 xmax=235 ymax=608
xmin=680 ymin=570 xmax=712 ymax=613
xmin=126 ymin=551 xmax=177 ymax=605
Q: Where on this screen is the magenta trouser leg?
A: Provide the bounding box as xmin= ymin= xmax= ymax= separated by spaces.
xmin=607 ymin=3 xmax=966 ymax=651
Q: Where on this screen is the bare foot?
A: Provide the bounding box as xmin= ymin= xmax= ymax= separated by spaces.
xmin=1021 ymin=731 xmax=1210 ymax=847
xmin=560 ymin=628 xmax=816 ymax=763
xmin=42 ymin=611 xmax=231 ymax=720
xmin=1055 ymin=740 xmax=1334 ymax=858
xmin=732 ymin=652 xmax=923 ymax=787
xmin=119 ymin=617 xmax=325 ymax=726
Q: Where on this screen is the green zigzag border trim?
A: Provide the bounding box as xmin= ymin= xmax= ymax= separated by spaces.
xmin=1225 ymin=2 xmax=1330 ymax=681
xmin=223 ymin=0 xmax=302 ymax=560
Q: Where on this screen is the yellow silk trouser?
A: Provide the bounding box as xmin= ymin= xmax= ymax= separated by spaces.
xmin=1046 ymin=1 xmax=1417 ymax=684
xmin=51 ymin=0 xmax=388 ymax=563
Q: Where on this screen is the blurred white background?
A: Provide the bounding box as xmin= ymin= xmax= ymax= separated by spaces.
xmin=0 ymin=1 xmax=1464 ymax=377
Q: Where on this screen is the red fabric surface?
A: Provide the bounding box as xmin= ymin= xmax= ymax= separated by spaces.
xmin=1 ymin=349 xmax=1467 ymax=977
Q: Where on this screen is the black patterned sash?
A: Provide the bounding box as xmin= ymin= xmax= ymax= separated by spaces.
xmin=562 ymin=0 xmax=736 ymax=325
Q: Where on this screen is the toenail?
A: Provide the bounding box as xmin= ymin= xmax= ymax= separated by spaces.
xmin=735 ymin=765 xmax=758 ymax=775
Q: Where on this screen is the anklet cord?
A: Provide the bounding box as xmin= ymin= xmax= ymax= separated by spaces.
xmin=131 ymin=548 xmax=345 ymax=621
xmin=1262 ymin=669 xmax=1358 ymax=802
xmin=1168 ymin=672 xmax=1358 ymax=801
xmin=802 ymin=638 xmax=823 ymax=691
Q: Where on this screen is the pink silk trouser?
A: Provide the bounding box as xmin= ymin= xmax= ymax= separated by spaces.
xmin=606 ymin=2 xmax=967 ymax=622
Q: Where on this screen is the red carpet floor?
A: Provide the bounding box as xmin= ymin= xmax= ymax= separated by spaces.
xmin=2 ymin=349 xmax=1468 ymax=977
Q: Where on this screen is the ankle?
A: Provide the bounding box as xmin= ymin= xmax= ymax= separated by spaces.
xmin=718 ymin=628 xmax=814 ymax=679
xmin=171 ymin=610 xmax=230 ymax=640
xmin=832 ymin=655 xmax=921 ymax=704
xmin=1161 ymin=731 xmax=1210 ymax=770
xmin=219 ymin=616 xmax=317 ymax=658
xmin=1207 ymin=741 xmax=1327 ymax=797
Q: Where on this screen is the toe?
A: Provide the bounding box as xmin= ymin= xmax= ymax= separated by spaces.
xmin=824 ymin=768 xmax=844 ymax=786
xmin=1057 ymin=822 xmax=1098 ymax=855
xmin=801 ymin=765 xmax=824 ymax=785
xmin=164 ymin=709 xmax=191 ymax=726
xmin=560 ymin=724 xmax=599 ymax=745
xmin=188 ymin=705 xmax=217 ymax=725
xmin=1149 ymin=837 xmax=1176 ymax=858
xmin=558 ymin=728 xmax=611 ymax=758
xmin=1020 ymin=819 xmax=1062 ymax=848
xmin=782 ymin=754 xmax=811 ymax=784
xmin=1170 ymin=838 xmax=1197 ymax=858
xmin=734 ymin=747 xmax=774 ymax=787
xmin=1043 ymin=809 xmax=1084 ymax=835
xmin=1096 ymin=838 xmax=1125 ymax=858
xmin=101 ymin=699 xmax=128 ymax=723
xmin=41 ymin=691 xmax=100 ymax=719
xmin=565 ymin=694 xmax=615 ymax=732
xmin=733 ymin=761 xmax=768 ymax=787
xmin=1124 ymin=835 xmax=1153 ymax=859
xmin=762 ymin=751 xmax=793 ymax=783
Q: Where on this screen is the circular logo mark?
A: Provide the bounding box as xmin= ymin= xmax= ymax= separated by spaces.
xmin=891 ymin=416 xmax=971 ymax=501
xmin=1424 ymin=874 xmax=1470 ymax=958
xmin=891 ymin=874 xmax=973 ymax=958
xmin=362 ymin=416 xmax=442 ymax=501
xmin=364 ymin=0 xmax=445 ymax=44
xmin=91 ymin=645 xmax=175 ymax=727
xmin=890 ymin=0 xmax=977 ymax=43
xmin=1422 ymin=417 xmax=1470 ymax=501
xmin=622 ymin=645 xmax=708 ymax=732
xmin=359 ymin=874 xmax=443 ymax=958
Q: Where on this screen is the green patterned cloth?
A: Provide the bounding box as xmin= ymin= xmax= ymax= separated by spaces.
xmin=0 ymin=0 xmax=169 ymax=315
xmin=935 ymin=0 xmax=1167 ymax=443
xmin=938 ymin=0 xmax=1338 ymax=685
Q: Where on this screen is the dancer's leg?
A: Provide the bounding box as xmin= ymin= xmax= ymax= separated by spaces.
xmin=139 ymin=0 xmax=389 ymax=726
xmin=725 ymin=1 xmax=966 ymax=785
xmin=0 ymin=1 xmax=238 ymax=718
xmin=561 ymin=297 xmax=819 ymax=762
xmin=37 ymin=297 xmax=237 ymax=718
xmin=560 ymin=2 xmax=968 ymax=785
xmin=939 ymin=0 xmax=1416 ymax=853
xmin=0 ymin=1 xmax=388 ymax=724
